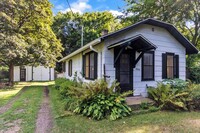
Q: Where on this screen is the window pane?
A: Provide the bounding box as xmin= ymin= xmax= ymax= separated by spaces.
xmin=143 ymin=53 xmax=153 ymax=65
xmin=143 ymin=66 xmax=153 ymax=79
xmin=90 ymin=53 xmax=94 ymax=67
xmin=142 ymin=52 xmax=154 ymax=80
xmin=85 ymin=54 xmax=89 ymax=78
xmin=167 ymin=55 xmax=173 ymax=66
xmin=90 ymin=66 xmax=94 ymax=79
xmin=167 ymin=66 xmax=173 ymax=78
xmin=167 ymin=55 xmax=174 ymax=78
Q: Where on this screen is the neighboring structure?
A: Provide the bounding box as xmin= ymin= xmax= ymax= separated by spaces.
xmin=14 ymin=66 xmax=54 ymax=81
xmin=59 ymin=18 xmax=198 ymax=97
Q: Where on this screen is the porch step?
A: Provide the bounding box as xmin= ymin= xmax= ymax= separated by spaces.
xmin=126 ymin=96 xmax=154 ymax=109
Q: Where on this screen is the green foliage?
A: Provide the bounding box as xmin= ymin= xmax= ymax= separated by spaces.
xmin=147 ymin=83 xmax=191 ymax=111
xmin=74 ymin=92 xmax=132 ymax=121
xmin=162 ymin=79 xmax=189 ymax=90
xmin=0 ymin=0 xmax=63 ymax=82
xmin=188 ymin=66 xmax=200 ymax=83
xmin=123 ymin=0 xmax=200 ymax=47
xmin=55 ymin=78 xmax=68 ymax=89
xmin=52 ymin=11 xmax=123 ymax=56
xmin=54 ymin=79 xmax=132 ymax=120
xmin=187 ymin=84 xmax=200 ymax=110
xmin=140 ymin=102 xmax=150 ymax=110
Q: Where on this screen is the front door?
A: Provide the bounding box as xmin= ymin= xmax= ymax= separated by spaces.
xmin=116 ymin=50 xmax=133 ymax=93
xmin=20 ymin=68 xmax=26 ymax=81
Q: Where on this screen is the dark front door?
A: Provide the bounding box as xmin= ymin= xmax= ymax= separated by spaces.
xmin=116 ymin=50 xmax=133 ymax=93
xmin=20 ymin=68 xmax=26 ymax=81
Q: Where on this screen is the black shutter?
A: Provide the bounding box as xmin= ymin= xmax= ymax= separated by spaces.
xmin=174 ymin=55 xmax=179 ymax=78
xmin=62 ymin=62 xmax=66 ymax=72
xmin=82 ymin=55 xmax=85 ymax=77
xmin=94 ymin=52 xmax=98 ymax=79
xmin=162 ymin=53 xmax=167 ymax=79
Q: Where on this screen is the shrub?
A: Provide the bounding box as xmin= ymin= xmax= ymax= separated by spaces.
xmin=55 ymin=79 xmax=132 ymax=120
xmin=55 ymin=78 xmax=69 ymax=89
xmin=188 ymin=67 xmax=200 ymax=83
xmin=187 ymin=84 xmax=200 ymax=110
xmin=140 ymin=102 xmax=150 ymax=110
xmin=162 ymin=79 xmax=189 ymax=90
xmin=147 ymin=83 xmax=191 ymax=111
xmin=74 ymin=91 xmax=132 ymax=120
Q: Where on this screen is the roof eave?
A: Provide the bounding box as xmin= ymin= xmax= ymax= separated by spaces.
xmin=58 ymin=38 xmax=101 ymax=62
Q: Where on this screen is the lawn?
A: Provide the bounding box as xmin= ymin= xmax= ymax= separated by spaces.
xmin=0 ymin=81 xmax=54 ymax=107
xmin=49 ymin=85 xmax=200 ymax=133
xmin=0 ymin=82 xmax=54 ymax=133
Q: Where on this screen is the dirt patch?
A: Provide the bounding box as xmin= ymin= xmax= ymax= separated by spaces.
xmin=35 ymin=86 xmax=53 ymax=133
xmin=185 ymin=119 xmax=200 ymax=128
xmin=0 ymin=119 xmax=22 ymax=133
xmin=125 ymin=125 xmax=171 ymax=133
xmin=0 ymin=87 xmax=27 ymax=114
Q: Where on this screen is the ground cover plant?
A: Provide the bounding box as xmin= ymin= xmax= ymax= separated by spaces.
xmin=49 ymin=84 xmax=200 ymax=133
xmin=147 ymin=79 xmax=200 ymax=111
xmin=54 ymin=78 xmax=132 ymax=120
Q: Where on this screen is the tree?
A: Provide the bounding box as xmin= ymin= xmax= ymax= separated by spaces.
xmin=52 ymin=11 xmax=123 ymax=56
xmin=123 ymin=0 xmax=200 ymax=47
xmin=0 ymin=0 xmax=63 ymax=84
xmin=123 ymin=0 xmax=200 ymax=67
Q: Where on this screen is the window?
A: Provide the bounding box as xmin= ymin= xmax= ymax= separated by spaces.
xmin=62 ymin=62 xmax=66 ymax=72
xmin=83 ymin=52 xmax=98 ymax=80
xmin=142 ymin=51 xmax=154 ymax=81
xmin=162 ymin=53 xmax=179 ymax=79
xmin=68 ymin=60 xmax=72 ymax=77
xmin=167 ymin=55 xmax=174 ymax=78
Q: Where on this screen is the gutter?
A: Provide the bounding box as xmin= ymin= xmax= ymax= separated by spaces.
xmin=59 ymin=38 xmax=101 ymax=62
xmin=89 ymin=44 xmax=98 ymax=53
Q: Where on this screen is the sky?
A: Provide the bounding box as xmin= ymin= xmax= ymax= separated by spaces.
xmin=49 ymin=0 xmax=126 ymax=16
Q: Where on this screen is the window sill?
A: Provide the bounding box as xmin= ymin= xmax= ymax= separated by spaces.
xmin=84 ymin=77 xmax=96 ymax=81
xmin=141 ymin=79 xmax=155 ymax=81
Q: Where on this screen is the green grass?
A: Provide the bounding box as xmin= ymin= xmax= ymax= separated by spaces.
xmin=49 ymin=86 xmax=200 ymax=133
xmin=0 ymin=83 xmax=53 ymax=133
xmin=0 ymin=81 xmax=54 ymax=107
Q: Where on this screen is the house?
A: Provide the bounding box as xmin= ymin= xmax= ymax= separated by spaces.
xmin=59 ymin=18 xmax=198 ymax=97
xmin=14 ymin=66 xmax=54 ymax=81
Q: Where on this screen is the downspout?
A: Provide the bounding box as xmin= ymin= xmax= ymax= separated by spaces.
xmin=89 ymin=44 xmax=98 ymax=53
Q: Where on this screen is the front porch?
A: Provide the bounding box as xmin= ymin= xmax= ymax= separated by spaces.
xmin=107 ymin=34 xmax=157 ymax=95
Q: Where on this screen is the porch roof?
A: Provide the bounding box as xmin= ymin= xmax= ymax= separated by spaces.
xmin=107 ymin=34 xmax=157 ymax=52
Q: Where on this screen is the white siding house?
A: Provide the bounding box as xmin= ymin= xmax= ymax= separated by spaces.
xmin=59 ymin=18 xmax=198 ymax=97
xmin=14 ymin=66 xmax=54 ymax=81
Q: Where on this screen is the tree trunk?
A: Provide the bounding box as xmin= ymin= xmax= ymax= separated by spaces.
xmin=9 ymin=63 xmax=14 ymax=86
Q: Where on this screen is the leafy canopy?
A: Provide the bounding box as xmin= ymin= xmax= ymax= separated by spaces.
xmin=0 ymin=0 xmax=63 ymax=67
xmin=52 ymin=11 xmax=123 ymax=56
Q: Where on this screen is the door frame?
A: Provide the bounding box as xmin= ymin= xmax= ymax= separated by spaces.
xmin=20 ymin=67 xmax=26 ymax=81
xmin=115 ymin=48 xmax=134 ymax=92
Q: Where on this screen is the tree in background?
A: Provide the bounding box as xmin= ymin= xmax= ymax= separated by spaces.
xmin=52 ymin=11 xmax=123 ymax=56
xmin=0 ymin=0 xmax=63 ymax=84
xmin=123 ymin=0 xmax=199 ymax=67
xmin=123 ymin=0 xmax=200 ymax=46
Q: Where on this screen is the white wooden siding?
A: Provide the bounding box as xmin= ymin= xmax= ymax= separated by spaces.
xmin=104 ymin=24 xmax=186 ymax=97
xmin=64 ymin=43 xmax=104 ymax=83
xmin=62 ymin=24 xmax=187 ymax=97
xmin=14 ymin=66 xmax=54 ymax=81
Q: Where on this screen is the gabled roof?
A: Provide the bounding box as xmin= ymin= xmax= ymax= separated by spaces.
xmin=102 ymin=18 xmax=198 ymax=54
xmin=59 ymin=18 xmax=198 ymax=62
xmin=107 ymin=34 xmax=157 ymax=51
